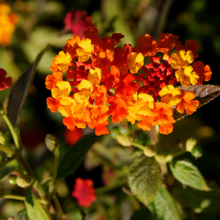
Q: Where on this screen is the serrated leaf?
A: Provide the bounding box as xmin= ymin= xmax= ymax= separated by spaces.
xmin=7 ymin=44 xmax=52 ymax=131
xmin=175 ymin=84 xmax=220 ymax=121
xmin=57 ymin=133 xmax=99 ymax=179
xmin=128 ymin=154 xmax=161 ymax=205
xmin=149 ymin=187 xmax=181 ymax=220
xmin=169 ymin=160 xmax=210 ymax=191
xmin=25 ymin=188 xmax=50 ymax=220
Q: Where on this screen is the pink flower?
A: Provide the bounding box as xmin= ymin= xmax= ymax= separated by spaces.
xmin=72 ymin=178 xmax=96 ymax=208
xmin=64 ymin=10 xmax=93 ymax=38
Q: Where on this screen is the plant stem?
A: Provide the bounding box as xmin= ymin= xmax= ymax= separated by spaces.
xmin=165 ymin=149 xmax=186 ymax=162
xmin=49 ymin=147 xmax=59 ymax=196
xmin=131 ymin=142 xmax=145 ymax=151
xmin=0 ymin=109 xmax=20 ymax=150
xmin=150 ymin=125 xmax=158 ymax=145
xmin=0 ymin=144 xmax=16 ymax=157
xmin=53 ymin=194 xmax=64 ymax=219
xmin=3 ymin=194 xmax=48 ymax=205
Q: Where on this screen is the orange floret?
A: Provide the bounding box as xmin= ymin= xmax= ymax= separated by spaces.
xmin=175 ymin=40 xmax=199 ymax=59
xmin=137 ymin=116 xmax=154 ymax=131
xmin=133 ymin=34 xmax=158 ymax=56
xmin=170 ymin=50 xmax=194 ymax=69
xmin=152 ymin=102 xmax=175 ymax=135
xmin=192 ymin=61 xmax=212 ymax=85
xmin=157 ymin=33 xmax=179 ymax=54
xmin=46 ymin=97 xmax=60 ymax=112
xmin=159 ymin=85 xmax=181 ymax=107
xmin=63 ymin=36 xmax=81 ymax=58
xmin=50 ymin=51 xmax=72 ymax=72
xmin=176 ymin=91 xmax=199 ymax=115
xmin=127 ymin=52 xmax=144 ymax=74
xmin=45 ymin=71 xmax=63 ymax=90
xmin=63 ymin=116 xmax=75 ymax=131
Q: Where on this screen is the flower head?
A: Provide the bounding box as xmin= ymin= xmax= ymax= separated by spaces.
xmin=46 ymin=27 xmax=211 ymax=136
xmin=72 ymin=178 xmax=96 ymax=208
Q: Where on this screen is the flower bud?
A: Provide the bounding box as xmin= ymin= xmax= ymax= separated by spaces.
xmin=116 ymin=135 xmax=133 ymax=147
xmin=118 ymin=124 xmax=131 ymax=135
xmin=186 ymin=138 xmax=197 ymax=152
xmin=0 ymin=131 xmax=6 ymax=145
xmin=110 ymin=127 xmax=119 ymax=139
xmin=144 ymin=145 xmax=157 ymax=157
xmin=16 ymin=174 xmax=32 ymax=188
xmin=45 ymin=134 xmax=59 ymax=152
xmin=8 ymin=174 xmax=17 ymax=185
xmin=191 ymin=145 xmax=203 ymax=158
xmin=0 ymin=188 xmax=5 ymax=199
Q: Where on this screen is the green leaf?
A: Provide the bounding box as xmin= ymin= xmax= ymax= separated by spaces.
xmin=57 ymin=133 xmax=99 ymax=179
xmin=128 ymin=154 xmax=161 ymax=205
xmin=15 ymin=209 xmax=28 ymax=220
xmin=7 ymin=44 xmax=52 ymax=131
xmin=149 ymin=187 xmax=181 ymax=220
xmin=169 ymin=160 xmax=210 ymax=191
xmin=25 ymin=188 xmax=50 ymax=220
xmin=175 ymin=84 xmax=220 ymax=121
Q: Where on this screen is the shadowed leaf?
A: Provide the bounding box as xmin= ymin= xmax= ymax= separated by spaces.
xmin=7 ymin=44 xmax=52 ymax=131
xmin=57 ymin=132 xmax=100 ymax=179
xmin=149 ymin=187 xmax=181 ymax=220
xmin=15 ymin=209 xmax=28 ymax=220
xmin=169 ymin=160 xmax=210 ymax=191
xmin=128 ymin=154 xmax=161 ymax=205
xmin=25 ymin=188 xmax=50 ymax=220
xmin=174 ymin=84 xmax=220 ymax=121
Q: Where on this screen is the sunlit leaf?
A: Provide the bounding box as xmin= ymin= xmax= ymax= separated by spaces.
xmin=149 ymin=187 xmax=181 ymax=220
xmin=169 ymin=160 xmax=210 ymax=191
xmin=175 ymin=84 xmax=220 ymax=121
xmin=57 ymin=133 xmax=100 ymax=179
xmin=128 ymin=154 xmax=161 ymax=205
xmin=25 ymin=188 xmax=50 ymax=220
xmin=7 ymin=44 xmax=52 ymax=131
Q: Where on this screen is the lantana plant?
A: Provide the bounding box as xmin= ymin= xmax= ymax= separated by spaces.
xmin=1 ymin=3 xmax=220 ymax=220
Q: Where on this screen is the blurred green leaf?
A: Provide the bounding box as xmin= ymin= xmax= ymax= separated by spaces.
xmin=149 ymin=187 xmax=181 ymax=220
xmin=169 ymin=160 xmax=210 ymax=191
xmin=25 ymin=188 xmax=50 ymax=220
xmin=7 ymin=44 xmax=52 ymax=131
xmin=57 ymin=133 xmax=100 ymax=179
xmin=128 ymin=154 xmax=161 ymax=205
xmin=175 ymin=84 xmax=220 ymax=121
xmin=15 ymin=209 xmax=28 ymax=220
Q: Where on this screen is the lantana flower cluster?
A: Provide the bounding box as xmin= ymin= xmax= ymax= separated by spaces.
xmin=0 ymin=3 xmax=18 ymax=46
xmin=46 ymin=27 xmax=212 ymax=135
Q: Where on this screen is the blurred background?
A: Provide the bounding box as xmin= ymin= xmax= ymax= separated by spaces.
xmin=1 ymin=0 xmax=220 ymax=219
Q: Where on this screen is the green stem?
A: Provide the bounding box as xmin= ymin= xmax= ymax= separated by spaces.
xmin=53 ymin=194 xmax=64 ymax=219
xmin=150 ymin=125 xmax=158 ymax=145
xmin=131 ymin=142 xmax=145 ymax=151
xmin=0 ymin=156 xmax=15 ymax=171
xmin=165 ymin=149 xmax=186 ymax=162
xmin=49 ymin=148 xmax=59 ymax=196
xmin=3 ymin=194 xmax=48 ymax=205
xmin=15 ymin=154 xmax=46 ymax=200
xmin=0 ymin=109 xmax=20 ymax=150
xmin=0 ymin=144 xmax=16 ymax=157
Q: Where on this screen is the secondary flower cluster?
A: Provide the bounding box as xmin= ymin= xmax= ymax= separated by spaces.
xmin=0 ymin=68 xmax=12 ymax=91
xmin=0 ymin=3 xmax=18 ymax=46
xmin=46 ymin=27 xmax=212 ymax=135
